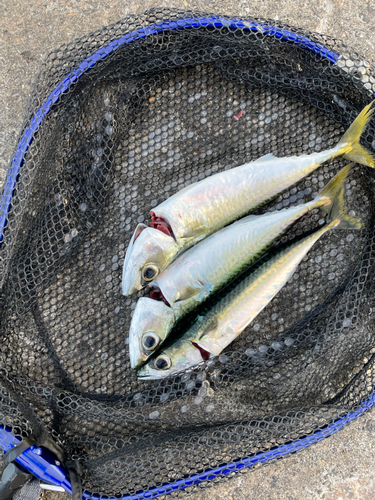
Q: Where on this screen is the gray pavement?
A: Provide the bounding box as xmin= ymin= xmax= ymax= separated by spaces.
xmin=1 ymin=1 xmax=375 ymax=499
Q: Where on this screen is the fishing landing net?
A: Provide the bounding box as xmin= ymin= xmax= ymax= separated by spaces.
xmin=1 ymin=8 xmax=375 ymax=499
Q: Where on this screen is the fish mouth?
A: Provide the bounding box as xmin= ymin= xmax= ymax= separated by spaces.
xmin=129 ymin=339 xmax=156 ymax=370
xmin=122 ymin=267 xmax=142 ymax=296
xmin=129 ymin=342 xmax=147 ymax=370
xmin=122 ymin=273 xmax=142 ymax=296
xmin=137 ymin=367 xmax=168 ymax=380
xmin=150 ymin=212 xmax=175 ymax=239
xmin=137 ymin=373 xmax=157 ymax=380
xmin=122 ymin=224 xmax=148 ymax=296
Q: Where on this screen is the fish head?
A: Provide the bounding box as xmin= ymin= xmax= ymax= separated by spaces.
xmin=128 ymin=297 xmax=176 ymax=369
xmin=137 ymin=339 xmax=210 ymax=380
xmin=122 ymin=224 xmax=178 ymax=296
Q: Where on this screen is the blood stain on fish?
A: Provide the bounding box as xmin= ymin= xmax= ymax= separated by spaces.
xmin=149 ymin=286 xmax=171 ymax=307
xmin=191 ymin=342 xmax=211 ymax=361
xmin=150 ymin=211 xmax=174 ymax=238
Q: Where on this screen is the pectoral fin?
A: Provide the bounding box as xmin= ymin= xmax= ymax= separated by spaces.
xmin=174 ymin=285 xmax=200 ymax=303
xmin=198 ymin=317 xmax=219 ymax=339
xmin=179 ymin=224 xmax=208 ymax=239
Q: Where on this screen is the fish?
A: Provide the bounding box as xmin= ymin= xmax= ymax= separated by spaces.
xmin=123 ymin=102 xmax=375 ymax=296
xmin=130 ymin=164 xmax=352 ymax=369
xmin=137 ymin=188 xmax=362 ymax=379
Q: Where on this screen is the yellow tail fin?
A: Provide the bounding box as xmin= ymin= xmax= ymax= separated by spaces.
xmin=321 ymin=163 xmax=363 ymax=230
xmin=318 ymin=163 xmax=353 ymax=217
xmin=338 ymin=102 xmax=375 ymax=168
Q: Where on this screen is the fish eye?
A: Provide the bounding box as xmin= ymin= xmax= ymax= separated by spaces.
xmin=142 ymin=264 xmax=159 ymax=282
xmin=142 ymin=332 xmax=160 ymax=351
xmin=154 ymin=354 xmax=171 ymax=370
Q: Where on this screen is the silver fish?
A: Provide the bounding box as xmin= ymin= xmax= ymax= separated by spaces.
xmin=137 ymin=198 xmax=362 ymax=379
xmin=130 ymin=164 xmax=353 ymax=369
xmin=123 ymin=103 xmax=374 ymax=296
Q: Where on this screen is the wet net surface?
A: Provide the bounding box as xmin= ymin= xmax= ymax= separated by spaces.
xmin=1 ymin=8 xmax=375 ymax=497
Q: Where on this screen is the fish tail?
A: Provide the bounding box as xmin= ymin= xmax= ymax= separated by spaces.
xmin=323 ymin=166 xmax=363 ymax=230
xmin=317 ymin=163 xmax=353 ymax=214
xmin=337 ymin=101 xmax=375 ymax=168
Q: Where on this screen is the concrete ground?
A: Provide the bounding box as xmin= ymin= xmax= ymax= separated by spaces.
xmin=1 ymin=0 xmax=375 ymax=499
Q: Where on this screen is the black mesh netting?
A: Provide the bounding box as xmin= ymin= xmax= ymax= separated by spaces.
xmin=2 ymin=8 xmax=375 ymax=498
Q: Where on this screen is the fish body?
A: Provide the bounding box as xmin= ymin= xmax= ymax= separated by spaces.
xmin=152 ymin=197 xmax=330 ymax=317
xmin=122 ymin=103 xmax=375 ymax=296
xmin=128 ymin=164 xmax=353 ymax=369
xmin=137 ymin=209 xmax=362 ymax=380
xmin=152 ymin=151 xmax=335 ymax=242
